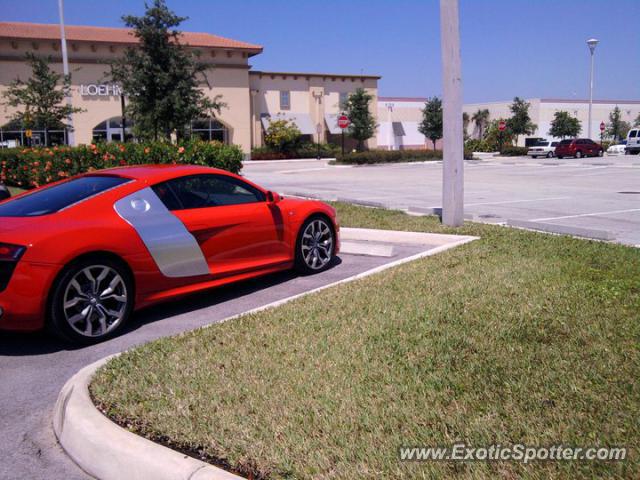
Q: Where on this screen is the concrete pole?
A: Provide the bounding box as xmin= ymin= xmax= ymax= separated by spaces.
xmin=440 ymin=0 xmax=464 ymax=226
xmin=58 ymin=0 xmax=75 ymax=146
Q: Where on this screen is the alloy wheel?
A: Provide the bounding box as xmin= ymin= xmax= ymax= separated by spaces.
xmin=62 ymin=265 xmax=128 ymax=337
xmin=300 ymin=219 xmax=334 ymax=270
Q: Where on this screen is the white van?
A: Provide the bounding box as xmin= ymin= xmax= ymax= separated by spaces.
xmin=625 ymin=128 xmax=640 ymax=154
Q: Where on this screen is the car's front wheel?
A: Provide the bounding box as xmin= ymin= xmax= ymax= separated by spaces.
xmin=48 ymin=257 xmax=133 ymax=344
xmin=598 ymin=149 xmax=604 ymax=157
xmin=295 ymin=215 xmax=335 ymax=274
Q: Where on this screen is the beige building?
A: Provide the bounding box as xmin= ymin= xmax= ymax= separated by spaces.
xmin=0 ymin=22 xmax=379 ymax=153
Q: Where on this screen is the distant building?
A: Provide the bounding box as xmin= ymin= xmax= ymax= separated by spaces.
xmin=378 ymin=96 xmax=640 ymax=149
xmin=0 ymin=22 xmax=380 ymax=152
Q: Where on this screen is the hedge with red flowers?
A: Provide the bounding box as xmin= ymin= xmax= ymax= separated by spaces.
xmin=0 ymin=140 xmax=243 ymax=189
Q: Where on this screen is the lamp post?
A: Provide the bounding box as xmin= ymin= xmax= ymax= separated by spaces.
xmin=386 ymin=103 xmax=394 ymax=150
xmin=586 ymin=38 xmax=599 ymax=139
xmin=58 ymin=0 xmax=75 ymax=146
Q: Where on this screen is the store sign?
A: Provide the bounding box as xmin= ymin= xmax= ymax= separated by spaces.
xmin=79 ymin=83 xmax=123 ymax=97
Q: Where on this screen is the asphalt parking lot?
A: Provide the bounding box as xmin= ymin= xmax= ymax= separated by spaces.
xmin=0 ymin=243 xmax=440 ymax=480
xmin=244 ymin=154 xmax=640 ymax=246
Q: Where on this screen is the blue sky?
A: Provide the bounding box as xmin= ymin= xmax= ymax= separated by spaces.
xmin=2 ymin=0 xmax=638 ymax=102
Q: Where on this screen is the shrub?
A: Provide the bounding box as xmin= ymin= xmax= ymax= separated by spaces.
xmin=251 ymin=143 xmax=339 ymax=160
xmin=499 ymin=146 xmax=529 ymax=156
xmin=336 ymin=149 xmax=442 ymax=165
xmin=263 ymin=118 xmax=302 ymax=153
xmin=0 ymin=140 xmax=243 ymax=189
xmin=464 ymin=138 xmax=493 ymax=152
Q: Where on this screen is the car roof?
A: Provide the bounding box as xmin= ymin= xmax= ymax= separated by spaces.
xmin=86 ymin=164 xmax=231 ymax=183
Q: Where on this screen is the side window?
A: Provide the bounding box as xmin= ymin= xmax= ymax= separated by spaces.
xmin=630 ymin=130 xmax=638 ymax=138
xmin=156 ymin=175 xmax=265 ymax=210
xmin=339 ymin=92 xmax=349 ymax=109
xmin=551 ymin=142 xmax=558 ymax=147
xmin=280 ymin=91 xmax=290 ymax=110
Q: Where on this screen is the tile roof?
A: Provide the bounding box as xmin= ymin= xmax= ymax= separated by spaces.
xmin=0 ymin=22 xmax=262 ymax=52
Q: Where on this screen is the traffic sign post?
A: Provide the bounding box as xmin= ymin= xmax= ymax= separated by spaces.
xmin=498 ymin=120 xmax=506 ymax=153
xmin=338 ymin=114 xmax=350 ymax=157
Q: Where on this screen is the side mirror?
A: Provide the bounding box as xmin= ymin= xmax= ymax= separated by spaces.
xmin=266 ymin=191 xmax=281 ymax=204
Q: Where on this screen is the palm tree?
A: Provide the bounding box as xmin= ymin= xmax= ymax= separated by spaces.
xmin=472 ymin=108 xmax=490 ymax=139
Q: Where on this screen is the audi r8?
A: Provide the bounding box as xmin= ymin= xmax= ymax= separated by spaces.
xmin=0 ymin=165 xmax=339 ymax=344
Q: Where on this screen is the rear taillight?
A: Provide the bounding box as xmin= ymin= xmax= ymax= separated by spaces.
xmin=0 ymin=243 xmax=26 ymax=261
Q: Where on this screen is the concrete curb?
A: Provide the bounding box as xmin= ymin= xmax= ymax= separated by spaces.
xmin=54 ymin=356 xmax=242 ymax=480
xmin=54 ymin=229 xmax=478 ymax=480
xmin=506 ymin=219 xmax=615 ymax=241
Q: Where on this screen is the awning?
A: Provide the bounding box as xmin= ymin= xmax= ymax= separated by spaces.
xmin=392 ymin=121 xmax=406 ymax=136
xmin=260 ymin=112 xmax=315 ymax=135
xmin=324 ymin=113 xmax=342 ymax=134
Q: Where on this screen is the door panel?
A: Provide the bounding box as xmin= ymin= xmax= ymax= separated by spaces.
xmin=173 ymin=203 xmax=290 ymax=276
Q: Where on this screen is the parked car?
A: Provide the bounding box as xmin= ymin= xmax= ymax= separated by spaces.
xmin=625 ymin=128 xmax=640 ymax=154
xmin=0 ymin=183 xmax=10 ymax=201
xmin=607 ymin=141 xmax=627 ymax=156
xmin=527 ymin=140 xmax=559 ymax=158
xmin=555 ymin=138 xmax=604 ymax=159
xmin=0 ymin=165 xmax=339 ymax=344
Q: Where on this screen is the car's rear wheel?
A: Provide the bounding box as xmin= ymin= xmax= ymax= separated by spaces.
xmin=598 ymin=149 xmax=604 ymax=157
xmin=576 ymin=150 xmax=583 ymax=159
xmin=48 ymin=257 xmax=133 ymax=344
xmin=546 ymin=151 xmax=553 ymax=158
xmin=295 ymin=215 xmax=335 ymax=274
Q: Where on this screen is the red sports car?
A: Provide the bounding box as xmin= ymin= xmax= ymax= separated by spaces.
xmin=0 ymin=165 xmax=339 ymax=343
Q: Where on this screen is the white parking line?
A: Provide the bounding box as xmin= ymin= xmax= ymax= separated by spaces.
xmin=531 ymin=208 xmax=640 ymax=222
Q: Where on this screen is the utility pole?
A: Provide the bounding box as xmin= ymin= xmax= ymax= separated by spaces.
xmin=440 ymin=0 xmax=464 ymax=226
xmin=58 ymin=0 xmax=75 ymax=146
xmin=586 ymin=38 xmax=599 ymax=139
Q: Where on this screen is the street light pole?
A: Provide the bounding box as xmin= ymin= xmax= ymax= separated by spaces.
xmin=587 ymin=38 xmax=599 ymax=139
xmin=58 ymin=0 xmax=75 ymax=146
xmin=440 ymin=0 xmax=464 ymax=227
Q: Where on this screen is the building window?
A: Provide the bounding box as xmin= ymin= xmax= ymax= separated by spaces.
xmin=190 ymin=118 xmax=228 ymax=143
xmin=339 ymin=92 xmax=349 ymax=110
xmin=92 ymin=117 xmax=133 ymax=143
xmin=280 ymin=91 xmax=291 ymax=110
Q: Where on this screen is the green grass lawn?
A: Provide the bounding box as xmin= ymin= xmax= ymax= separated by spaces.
xmin=91 ymin=203 xmax=640 ymax=479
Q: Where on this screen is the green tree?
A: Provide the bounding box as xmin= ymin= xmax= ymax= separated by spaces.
xmin=264 ymin=118 xmax=301 ymax=153
xmin=418 ymin=97 xmax=443 ymax=150
xmin=462 ymin=111 xmax=470 ymax=141
xmin=471 ymin=108 xmax=490 ymax=139
xmin=506 ymin=97 xmax=537 ymax=143
xmin=344 ymin=88 xmax=376 ymax=151
xmin=634 ymin=113 xmax=640 ymax=127
xmin=2 ymin=53 xmax=83 ymax=146
xmin=548 ymin=111 xmax=582 ymax=139
xmin=605 ymin=106 xmax=630 ymax=141
xmin=110 ymin=0 xmax=222 ymax=141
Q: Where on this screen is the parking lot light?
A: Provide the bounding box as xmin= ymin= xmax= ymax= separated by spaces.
xmin=586 ymin=38 xmax=599 ymax=139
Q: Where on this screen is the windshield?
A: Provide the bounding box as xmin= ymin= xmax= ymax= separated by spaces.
xmin=0 ymin=176 xmax=130 ymax=217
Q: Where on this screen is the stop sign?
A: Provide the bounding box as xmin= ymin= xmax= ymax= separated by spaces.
xmin=600 ymin=121 xmax=606 ymax=132
xmin=337 ymin=115 xmax=350 ymax=129
xmin=498 ymin=120 xmax=506 ymax=132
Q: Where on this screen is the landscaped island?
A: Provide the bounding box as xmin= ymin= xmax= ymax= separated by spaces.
xmin=91 ymin=203 xmax=640 ymax=479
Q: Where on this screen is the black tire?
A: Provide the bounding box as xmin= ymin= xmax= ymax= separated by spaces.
xmin=531 ymin=155 xmax=537 ymax=159
xmin=546 ymin=151 xmax=553 ymax=158
xmin=597 ymin=149 xmax=604 ymax=157
xmin=576 ymin=150 xmax=583 ymax=159
xmin=47 ymin=257 xmax=134 ymax=344
xmin=557 ymin=155 xmax=563 ymax=159
xmin=294 ymin=215 xmax=336 ymax=274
